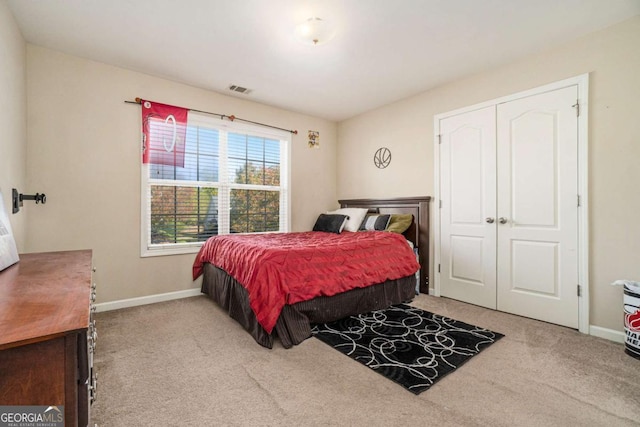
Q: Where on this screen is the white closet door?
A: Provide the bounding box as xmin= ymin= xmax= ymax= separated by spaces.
xmin=496 ymin=86 xmax=579 ymax=328
xmin=439 ymin=106 xmax=497 ymax=309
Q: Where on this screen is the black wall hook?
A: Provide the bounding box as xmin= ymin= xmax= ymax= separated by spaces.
xmin=12 ymin=188 xmax=46 ymax=214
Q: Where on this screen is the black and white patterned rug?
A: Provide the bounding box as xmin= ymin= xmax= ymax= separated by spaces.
xmin=311 ymin=304 xmax=504 ymax=394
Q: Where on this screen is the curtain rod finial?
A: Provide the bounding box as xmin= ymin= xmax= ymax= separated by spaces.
xmin=293 ymin=130 xmax=298 ymax=135
xmin=135 ymin=97 xmax=142 ymax=104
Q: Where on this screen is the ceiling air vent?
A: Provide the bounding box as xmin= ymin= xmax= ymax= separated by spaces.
xmin=229 ymin=85 xmax=251 ymax=95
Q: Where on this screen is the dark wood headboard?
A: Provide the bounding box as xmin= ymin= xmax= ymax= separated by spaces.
xmin=339 ymin=197 xmax=431 ymax=294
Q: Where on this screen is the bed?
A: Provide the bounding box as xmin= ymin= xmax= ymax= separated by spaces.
xmin=192 ymin=197 xmax=431 ymax=348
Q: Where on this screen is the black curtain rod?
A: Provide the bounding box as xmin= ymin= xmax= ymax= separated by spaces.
xmin=124 ymin=98 xmax=298 ymax=135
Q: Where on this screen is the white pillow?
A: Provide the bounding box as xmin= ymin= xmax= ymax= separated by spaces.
xmin=326 ymin=208 xmax=368 ymax=232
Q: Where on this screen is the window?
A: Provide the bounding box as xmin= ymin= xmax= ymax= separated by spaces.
xmin=141 ymin=113 xmax=290 ymax=256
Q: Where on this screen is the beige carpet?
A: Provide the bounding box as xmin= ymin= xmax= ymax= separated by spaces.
xmin=91 ymin=294 xmax=640 ymax=426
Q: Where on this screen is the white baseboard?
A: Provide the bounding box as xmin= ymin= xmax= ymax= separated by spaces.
xmin=589 ymin=325 xmax=626 ymax=344
xmin=95 ymin=288 xmax=202 ymax=313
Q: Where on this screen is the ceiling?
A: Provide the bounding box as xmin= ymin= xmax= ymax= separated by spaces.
xmin=7 ymin=0 xmax=640 ymax=121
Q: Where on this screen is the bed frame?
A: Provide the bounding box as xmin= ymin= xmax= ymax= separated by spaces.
xmin=339 ymin=197 xmax=431 ymax=293
xmin=200 ymin=196 xmax=432 ymax=348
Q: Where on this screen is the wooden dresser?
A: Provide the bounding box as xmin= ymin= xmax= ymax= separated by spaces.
xmin=0 ymin=250 xmax=96 ymax=427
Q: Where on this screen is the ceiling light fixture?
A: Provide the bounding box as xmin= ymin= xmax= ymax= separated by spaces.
xmin=295 ymin=17 xmax=335 ymax=46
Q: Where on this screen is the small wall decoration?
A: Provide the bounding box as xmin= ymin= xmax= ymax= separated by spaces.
xmin=308 ymin=130 xmax=320 ymax=148
xmin=374 ymin=147 xmax=392 ymax=169
xmin=0 ymin=190 xmax=19 ymax=271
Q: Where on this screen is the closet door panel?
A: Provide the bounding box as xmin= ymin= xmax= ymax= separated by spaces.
xmin=439 ymin=106 xmax=497 ymax=309
xmin=496 ymin=86 xmax=579 ymax=328
xmin=510 ymin=111 xmax=557 ymax=227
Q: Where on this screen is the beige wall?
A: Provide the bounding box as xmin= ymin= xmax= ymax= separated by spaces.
xmin=337 ymin=16 xmax=640 ymax=332
xmin=0 ymin=1 xmax=26 ymax=249
xmin=12 ymin=9 xmax=639 ymax=332
xmin=25 ymin=46 xmax=337 ymax=303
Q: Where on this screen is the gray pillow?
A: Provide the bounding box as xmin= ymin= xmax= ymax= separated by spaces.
xmin=359 ymin=214 xmax=391 ymax=231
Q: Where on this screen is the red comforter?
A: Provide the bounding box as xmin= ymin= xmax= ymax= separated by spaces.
xmin=193 ymin=231 xmax=419 ymax=334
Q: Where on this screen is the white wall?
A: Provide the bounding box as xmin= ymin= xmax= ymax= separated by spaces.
xmin=25 ymin=46 xmax=337 ymax=303
xmin=337 ymin=16 xmax=640 ymax=332
xmin=0 ymin=0 xmax=26 ymax=249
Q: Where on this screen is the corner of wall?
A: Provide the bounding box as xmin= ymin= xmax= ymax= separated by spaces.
xmin=0 ymin=1 xmax=27 ymax=251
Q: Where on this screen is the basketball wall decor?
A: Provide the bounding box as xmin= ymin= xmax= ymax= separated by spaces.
xmin=374 ymin=147 xmax=391 ymax=169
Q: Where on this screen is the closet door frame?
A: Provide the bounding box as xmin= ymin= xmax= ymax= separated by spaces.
xmin=433 ymin=74 xmax=590 ymax=334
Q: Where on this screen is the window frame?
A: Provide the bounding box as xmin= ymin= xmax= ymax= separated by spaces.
xmin=140 ymin=112 xmax=291 ymax=257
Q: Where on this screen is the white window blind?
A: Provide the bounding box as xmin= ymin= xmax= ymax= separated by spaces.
xmin=141 ymin=113 xmax=290 ymax=256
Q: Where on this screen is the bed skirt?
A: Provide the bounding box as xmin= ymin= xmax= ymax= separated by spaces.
xmin=201 ymin=262 xmax=416 ymax=349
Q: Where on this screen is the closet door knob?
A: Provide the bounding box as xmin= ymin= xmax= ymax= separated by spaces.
xmin=485 ymin=217 xmax=495 ymax=224
xmin=499 ymin=217 xmax=508 ymax=224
